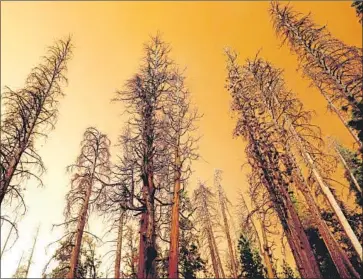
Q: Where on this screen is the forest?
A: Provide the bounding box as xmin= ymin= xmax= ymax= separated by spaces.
xmin=0 ymin=1 xmax=362 ymax=279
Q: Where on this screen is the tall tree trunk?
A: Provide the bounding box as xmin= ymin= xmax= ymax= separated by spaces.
xmin=288 ymin=120 xmax=363 ymax=261
xmin=168 ymin=148 xmax=181 ymax=279
xmin=207 ymin=226 xmax=220 ymax=278
xmin=25 ymin=225 xmax=40 ymax=278
xmin=138 ymin=173 xmax=156 ymax=279
xmin=259 ymin=218 xmax=276 ymax=279
xmin=219 ymin=190 xmax=238 ymax=278
xmin=115 ymin=210 xmax=125 ymax=279
xmin=210 ymin=224 xmax=225 ymax=278
xmin=294 ymin=168 xmax=360 ymax=278
xmin=257 ymin=139 xmax=322 ymax=279
xmin=67 ymin=179 xmax=92 ymax=279
xmin=264 ymin=89 xmax=363 ymax=261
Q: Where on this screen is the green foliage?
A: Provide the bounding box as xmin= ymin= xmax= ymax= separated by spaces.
xmin=179 ymin=242 xmax=206 ymax=279
xmin=280 ymin=261 xmax=296 ymax=279
xmin=43 ymin=235 xmax=102 ymax=279
xmin=237 ymin=234 xmax=265 ymax=279
xmin=338 ymin=145 xmax=363 ymax=206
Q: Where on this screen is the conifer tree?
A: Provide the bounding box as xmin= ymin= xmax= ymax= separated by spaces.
xmin=1 ymin=37 xmax=73 ymax=208
xmin=225 ymin=50 xmax=322 ymax=278
xmin=270 ymin=2 xmax=363 ymax=151
xmin=237 ymin=234 xmax=265 ymax=279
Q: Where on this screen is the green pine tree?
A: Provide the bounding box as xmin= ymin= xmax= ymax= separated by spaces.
xmin=237 ymin=234 xmax=265 ymax=279
xmin=179 ymin=242 xmax=206 ymax=279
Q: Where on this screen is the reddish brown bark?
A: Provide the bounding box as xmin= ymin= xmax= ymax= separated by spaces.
xmin=67 ymin=179 xmax=92 ymax=279
xmin=137 ymin=173 xmax=156 ymax=279
xmin=168 ymin=150 xmax=181 ymax=279
xmin=115 ymin=210 xmax=125 ymax=279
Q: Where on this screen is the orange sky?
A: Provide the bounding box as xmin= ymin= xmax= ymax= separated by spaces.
xmin=1 ymin=1 xmax=362 ymax=277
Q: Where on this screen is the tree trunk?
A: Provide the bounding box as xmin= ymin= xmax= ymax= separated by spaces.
xmin=210 ymin=224 xmax=225 ymax=278
xmin=138 ymin=173 xmax=156 ymax=279
xmin=67 ymin=179 xmax=92 ymax=279
xmin=207 ymin=226 xmax=220 ymax=278
xmin=219 ymin=192 xmax=238 ymax=278
xmin=257 ymin=139 xmax=322 ymax=279
xmin=259 ymin=220 xmax=276 ymax=279
xmin=290 ymin=124 xmax=363 ymax=261
xmin=295 ymin=173 xmax=359 ymax=278
xmin=168 ymin=149 xmax=181 ymax=279
xmin=25 ymin=225 xmax=40 ymax=278
xmin=115 ymin=210 xmax=125 ymax=279
xmin=267 ymin=90 xmax=363 ymax=261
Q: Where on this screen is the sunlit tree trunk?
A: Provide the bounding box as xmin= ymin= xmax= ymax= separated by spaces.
xmin=67 ymin=178 xmax=92 ymax=279
xmin=168 ymin=148 xmax=181 ymax=279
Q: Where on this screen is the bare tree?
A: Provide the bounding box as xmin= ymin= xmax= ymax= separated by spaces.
xmin=213 ymin=170 xmax=238 ymax=278
xmin=194 ymin=181 xmax=225 ymax=278
xmin=113 ymin=35 xmax=192 ymax=278
xmin=225 ymin=50 xmax=322 ymax=279
xmin=1 ymin=37 xmax=73 ymax=208
xmin=244 ymin=54 xmax=362 ymax=267
xmin=159 ymin=69 xmax=201 ymax=279
xmin=53 ymin=127 xmax=111 ymax=279
xmin=270 ymin=1 xmax=363 ymax=151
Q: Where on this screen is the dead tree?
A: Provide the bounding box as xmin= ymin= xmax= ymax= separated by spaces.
xmin=244 ymin=54 xmax=362 ymax=267
xmin=0 ymin=37 xmax=73 ymax=207
xmin=270 ymin=1 xmax=363 ymax=151
xmin=225 ymin=50 xmax=322 ymax=279
xmin=54 ymin=127 xmax=111 ymax=279
xmin=113 ymin=35 xmax=177 ymax=278
xmin=213 ymin=170 xmax=238 ymax=278
xmin=160 ymin=70 xmax=201 ymax=279
xmin=194 ymin=181 xmax=225 ymax=278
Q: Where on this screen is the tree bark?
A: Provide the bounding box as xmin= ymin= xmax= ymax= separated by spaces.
xmin=259 ymin=220 xmax=276 ymax=279
xmin=137 ymin=173 xmax=156 ymax=279
xmin=168 ymin=149 xmax=181 ymax=279
xmin=207 ymin=225 xmax=220 ymax=278
xmin=67 ymin=179 xmax=92 ymax=279
xmin=219 ymin=188 xmax=238 ymax=278
xmin=115 ymin=210 xmax=125 ymax=279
